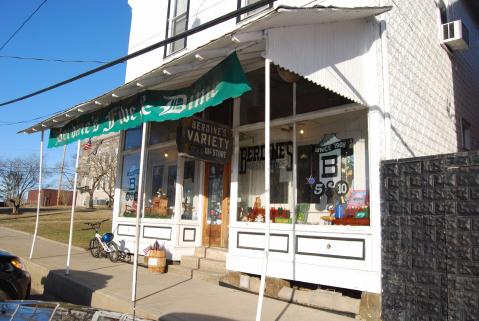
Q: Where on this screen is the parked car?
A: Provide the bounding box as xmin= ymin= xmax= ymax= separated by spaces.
xmin=0 ymin=301 xmax=152 ymax=320
xmin=0 ymin=250 xmax=31 ymax=300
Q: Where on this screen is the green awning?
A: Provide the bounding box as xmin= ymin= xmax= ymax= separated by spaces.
xmin=48 ymin=52 xmax=251 ymax=148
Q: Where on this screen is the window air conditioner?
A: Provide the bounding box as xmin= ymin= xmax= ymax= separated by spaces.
xmin=441 ymin=20 xmax=469 ymax=52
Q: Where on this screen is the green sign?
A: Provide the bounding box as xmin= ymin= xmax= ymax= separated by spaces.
xmin=48 ymin=52 xmax=251 ymax=148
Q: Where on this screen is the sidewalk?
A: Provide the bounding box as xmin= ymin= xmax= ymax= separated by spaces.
xmin=0 ymin=226 xmax=356 ymax=321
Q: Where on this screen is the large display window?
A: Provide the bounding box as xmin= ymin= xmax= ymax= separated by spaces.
xmin=181 ymin=159 xmax=200 ymax=220
xmin=143 ymin=148 xmax=178 ymax=219
xmin=236 ymin=111 xmax=369 ymax=226
xmin=237 ymin=125 xmax=293 ymax=223
xmin=119 ymin=127 xmax=143 ymax=217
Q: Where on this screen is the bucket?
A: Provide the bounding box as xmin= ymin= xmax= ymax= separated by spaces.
xmin=147 ymin=249 xmax=166 ymax=273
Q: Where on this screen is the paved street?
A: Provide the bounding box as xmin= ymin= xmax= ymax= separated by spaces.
xmin=0 ymin=226 xmax=355 ymax=321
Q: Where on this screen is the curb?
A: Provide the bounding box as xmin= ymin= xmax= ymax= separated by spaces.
xmin=19 ymin=253 xmax=157 ymax=320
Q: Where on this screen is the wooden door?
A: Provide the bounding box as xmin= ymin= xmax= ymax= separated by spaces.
xmin=202 ymin=162 xmax=230 ymax=248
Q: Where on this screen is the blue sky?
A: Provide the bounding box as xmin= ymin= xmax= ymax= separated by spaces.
xmin=0 ymin=1 xmax=131 ymax=183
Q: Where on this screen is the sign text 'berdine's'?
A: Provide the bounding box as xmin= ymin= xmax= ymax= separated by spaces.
xmin=177 ymin=117 xmax=233 ymax=164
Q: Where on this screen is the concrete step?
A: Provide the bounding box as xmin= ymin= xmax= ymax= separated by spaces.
xmin=278 ymin=287 xmax=361 ymax=315
xmin=194 ymin=246 xmax=206 ymax=258
xmin=192 ymin=269 xmax=224 ymax=284
xmin=199 ymin=258 xmax=226 ymax=274
xmin=181 ymin=255 xmax=199 ymax=269
xmin=167 ymin=265 xmax=193 ymax=278
xmin=205 ymin=247 xmax=227 ymax=261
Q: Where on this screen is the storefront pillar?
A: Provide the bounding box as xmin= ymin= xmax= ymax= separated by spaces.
xmin=256 ymin=57 xmax=271 ymax=321
xmin=367 ymin=108 xmax=383 ymax=280
xmin=132 ymin=122 xmax=148 ymax=302
xmin=174 ymin=156 xmax=185 ymax=247
xmin=29 ymin=130 xmax=44 ymax=259
xmin=66 ymin=140 xmax=81 ymax=275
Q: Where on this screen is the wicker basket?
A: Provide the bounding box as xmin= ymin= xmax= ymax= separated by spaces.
xmin=147 ymin=249 xmax=166 ymax=273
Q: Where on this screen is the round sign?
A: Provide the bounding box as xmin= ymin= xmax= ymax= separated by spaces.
xmin=313 ymin=182 xmax=325 ymax=196
xmin=334 ymin=180 xmax=349 ymax=196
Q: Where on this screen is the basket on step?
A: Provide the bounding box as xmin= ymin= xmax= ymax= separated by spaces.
xmin=147 ymin=249 xmax=166 ymax=273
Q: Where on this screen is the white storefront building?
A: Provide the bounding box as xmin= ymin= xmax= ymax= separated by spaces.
xmin=21 ymin=0 xmax=479 ymax=297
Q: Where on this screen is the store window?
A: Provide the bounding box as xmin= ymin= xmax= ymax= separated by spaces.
xmin=237 ymin=0 xmax=272 ymax=22
xmin=462 ymin=118 xmax=471 ymax=151
xmin=237 ymin=125 xmax=293 ymax=223
xmin=144 ymin=148 xmax=178 ymax=219
xmin=149 ymin=120 xmax=179 ymax=145
xmin=165 ymin=0 xmax=189 ymax=56
xmin=181 ymin=159 xmax=199 ymax=220
xmin=123 ymin=127 xmax=142 ymax=150
xmin=119 ymin=153 xmax=141 ymax=217
xmin=236 ymin=112 xmax=369 ymax=226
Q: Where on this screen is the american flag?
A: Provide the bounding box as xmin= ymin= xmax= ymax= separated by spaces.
xmin=83 ymin=138 xmax=92 ymax=151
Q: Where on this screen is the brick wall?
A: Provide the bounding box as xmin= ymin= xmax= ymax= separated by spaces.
xmin=385 ymin=0 xmax=479 ymax=158
xmin=381 ymin=150 xmax=479 ymax=321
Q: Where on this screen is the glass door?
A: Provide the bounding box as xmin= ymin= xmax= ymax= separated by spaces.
xmin=202 ymin=162 xmax=230 ymax=248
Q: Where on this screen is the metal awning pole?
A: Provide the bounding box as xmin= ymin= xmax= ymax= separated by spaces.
xmin=255 ymin=57 xmax=271 ymax=321
xmin=132 ymin=122 xmax=148 ymax=302
xmin=29 ymin=130 xmax=44 ymax=259
xmin=66 ymin=140 xmax=81 ymax=275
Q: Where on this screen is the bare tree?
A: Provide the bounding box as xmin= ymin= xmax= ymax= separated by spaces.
xmin=0 ymin=156 xmax=40 ymax=214
xmin=101 ymin=154 xmax=117 ymax=208
xmin=77 ymin=140 xmax=117 ymax=209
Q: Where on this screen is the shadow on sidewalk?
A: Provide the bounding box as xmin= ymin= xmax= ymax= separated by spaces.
xmin=42 ymin=269 xmax=112 ymax=306
xmin=160 ymin=313 xmax=234 ymax=321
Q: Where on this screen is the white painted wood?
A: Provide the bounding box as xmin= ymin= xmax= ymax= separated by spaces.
xmin=296 ymin=236 xmax=364 ymax=259
xmin=117 ymin=224 xmax=136 ymax=236
xmin=238 ymin=233 xmax=288 ymax=252
xmin=143 ymin=226 xmax=172 ymax=240
xmin=182 ymin=228 xmax=196 ymax=242
xmin=367 ymin=108 xmax=383 ymax=281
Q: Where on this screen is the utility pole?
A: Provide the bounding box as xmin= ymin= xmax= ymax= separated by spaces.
xmin=56 ymin=145 xmax=67 ymax=206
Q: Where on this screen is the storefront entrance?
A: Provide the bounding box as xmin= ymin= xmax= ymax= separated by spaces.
xmin=202 ymin=162 xmax=230 ymax=248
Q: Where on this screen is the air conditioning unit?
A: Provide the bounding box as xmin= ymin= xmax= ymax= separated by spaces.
xmin=441 ymin=20 xmax=469 ymax=52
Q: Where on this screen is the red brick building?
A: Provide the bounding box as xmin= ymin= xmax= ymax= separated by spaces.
xmin=27 ymin=189 xmax=73 ymax=207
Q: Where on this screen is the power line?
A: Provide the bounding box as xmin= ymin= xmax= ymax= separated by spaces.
xmin=0 ymin=0 xmax=49 ymax=53
xmin=0 ymin=0 xmax=276 ymax=108
xmin=0 ymin=54 xmax=108 ymax=64
xmin=0 ymin=110 xmax=64 ymax=126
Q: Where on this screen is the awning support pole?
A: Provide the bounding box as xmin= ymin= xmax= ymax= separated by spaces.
xmin=255 ymin=57 xmax=271 ymax=321
xmin=66 ymin=140 xmax=81 ymax=275
xmin=132 ymin=122 xmax=148 ymax=302
xmin=29 ymin=130 xmax=44 ymax=259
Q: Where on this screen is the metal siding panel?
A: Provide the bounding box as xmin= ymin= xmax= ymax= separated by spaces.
xmin=266 ymin=19 xmax=377 ymax=105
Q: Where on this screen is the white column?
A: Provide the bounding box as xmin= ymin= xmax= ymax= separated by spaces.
xmin=256 ymin=57 xmax=271 ymax=321
xmin=292 ymin=82 xmax=297 ymax=224
xmin=228 ymin=97 xmax=240 ymax=250
xmin=29 ymin=130 xmax=44 ymax=259
xmin=174 ymin=156 xmax=185 ymax=249
xmin=368 ymin=108 xmax=383 ymax=293
xmin=66 ymin=140 xmax=81 ymax=275
xmin=132 ymin=122 xmax=148 ymax=302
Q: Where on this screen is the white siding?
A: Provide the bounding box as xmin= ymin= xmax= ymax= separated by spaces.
xmin=385 ymin=0 xmax=479 ymax=157
xmin=266 ymin=18 xmax=380 ymax=106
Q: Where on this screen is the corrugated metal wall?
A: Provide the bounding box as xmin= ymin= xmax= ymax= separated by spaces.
xmin=266 ymin=18 xmax=379 ymax=106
